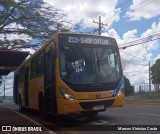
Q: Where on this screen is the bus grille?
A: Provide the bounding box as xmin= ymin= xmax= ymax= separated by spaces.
xmin=79 ymin=99 xmax=115 ymax=109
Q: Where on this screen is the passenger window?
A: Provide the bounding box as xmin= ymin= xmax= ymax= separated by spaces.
xmin=18 ymin=67 xmax=25 ymax=82
xmin=30 ymin=57 xmax=37 ymax=78
xmin=37 ymin=51 xmax=44 ymax=75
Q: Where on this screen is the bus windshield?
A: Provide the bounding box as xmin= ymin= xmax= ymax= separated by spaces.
xmin=60 ymin=45 xmax=121 ymax=84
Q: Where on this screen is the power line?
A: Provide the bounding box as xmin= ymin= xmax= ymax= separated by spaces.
xmin=131 ymin=0 xmax=156 ymax=11
xmin=72 ymin=0 xmax=158 ymax=35
xmin=125 ymin=72 xmax=148 ymax=78
xmin=119 ymin=32 xmax=160 ymax=49
xmin=120 ymin=50 xmax=154 ymax=62
xmin=103 ymin=0 xmax=156 ymax=25
xmin=102 ymin=0 xmax=131 ymax=16
xmin=124 ymin=70 xmax=148 ymax=73
xmin=76 ymin=0 xmax=128 ymax=30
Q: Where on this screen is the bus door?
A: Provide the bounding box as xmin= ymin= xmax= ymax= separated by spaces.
xmin=13 ymin=74 xmax=18 ymax=105
xmin=24 ymin=67 xmax=29 ymax=106
xmin=44 ymin=46 xmax=56 ymax=114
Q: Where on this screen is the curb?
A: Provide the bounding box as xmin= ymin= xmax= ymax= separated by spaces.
xmin=126 ymin=102 xmax=160 ymax=105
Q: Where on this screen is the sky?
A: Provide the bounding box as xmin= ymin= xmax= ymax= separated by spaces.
xmin=1 ymin=0 xmax=160 ymax=96
xmin=43 ymin=0 xmax=160 ymax=90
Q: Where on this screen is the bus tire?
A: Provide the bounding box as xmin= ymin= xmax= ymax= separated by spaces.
xmin=19 ymin=96 xmax=25 ymax=112
xmin=82 ymin=109 xmax=106 ymax=116
xmin=82 ymin=111 xmax=99 ymax=116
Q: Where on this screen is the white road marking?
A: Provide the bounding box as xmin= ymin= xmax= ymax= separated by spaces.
xmin=10 ymin=109 xmax=56 ymax=134
xmin=88 ymin=120 xmax=109 ymax=125
xmin=110 ymin=123 xmax=116 ymax=125
xmin=138 ymin=113 xmax=160 ymax=117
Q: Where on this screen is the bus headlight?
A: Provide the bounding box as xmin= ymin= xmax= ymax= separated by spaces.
xmin=60 ymin=88 xmax=75 ymax=101
xmin=117 ymin=84 xmax=124 ymax=96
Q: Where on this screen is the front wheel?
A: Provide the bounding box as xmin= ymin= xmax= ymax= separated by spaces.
xmin=81 ymin=111 xmax=99 ymax=116
xmin=81 ymin=108 xmax=106 ymax=116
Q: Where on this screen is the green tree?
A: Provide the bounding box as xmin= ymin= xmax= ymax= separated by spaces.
xmin=150 ymin=59 xmax=160 ymax=91
xmin=151 ymin=59 xmax=160 ymax=84
xmin=124 ymin=76 xmax=134 ymax=96
xmin=0 ymin=0 xmax=70 ymax=50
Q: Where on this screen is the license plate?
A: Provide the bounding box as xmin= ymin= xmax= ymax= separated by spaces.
xmin=93 ymin=105 xmax=104 ymax=110
xmin=96 ymin=90 xmax=113 ymax=99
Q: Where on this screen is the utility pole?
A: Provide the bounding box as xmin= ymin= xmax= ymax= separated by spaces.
xmin=93 ymin=16 xmax=107 ymax=35
xmin=98 ymin=16 xmax=101 ymax=35
xmin=3 ymin=78 xmax=5 ymax=100
xmin=149 ymin=61 xmax=151 ymax=94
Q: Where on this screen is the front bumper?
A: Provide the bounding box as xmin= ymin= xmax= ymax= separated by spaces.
xmin=57 ymin=93 xmax=125 ymax=114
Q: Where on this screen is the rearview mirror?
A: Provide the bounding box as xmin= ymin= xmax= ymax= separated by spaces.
xmin=50 ymin=41 xmax=57 ymax=58
xmin=120 ymin=56 xmax=125 ymax=71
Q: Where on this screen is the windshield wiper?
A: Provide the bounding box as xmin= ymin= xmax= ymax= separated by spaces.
xmin=96 ymin=51 xmax=100 ymax=72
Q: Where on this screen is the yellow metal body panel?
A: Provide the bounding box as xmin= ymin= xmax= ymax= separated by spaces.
xmin=29 ymin=76 xmax=44 ymax=110
xmin=110 ymin=93 xmax=125 ymax=107
xmin=56 ymin=93 xmax=125 ymax=114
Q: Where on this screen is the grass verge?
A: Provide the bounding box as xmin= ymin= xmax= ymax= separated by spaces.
xmin=125 ymin=92 xmax=160 ymax=104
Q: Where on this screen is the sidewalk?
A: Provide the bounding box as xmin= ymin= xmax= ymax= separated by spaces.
xmin=0 ymin=103 xmax=56 ymax=134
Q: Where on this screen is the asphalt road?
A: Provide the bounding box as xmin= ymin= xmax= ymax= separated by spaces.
xmin=0 ymin=102 xmax=160 ymax=134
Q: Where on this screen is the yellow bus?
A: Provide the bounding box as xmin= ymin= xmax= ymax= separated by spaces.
xmin=13 ymin=32 xmax=125 ymax=118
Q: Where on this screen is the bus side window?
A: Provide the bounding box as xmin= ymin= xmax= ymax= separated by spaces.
xmin=37 ymin=51 xmax=44 ymax=75
xmin=30 ymin=57 xmax=37 ymax=78
xmin=45 ymin=44 xmax=56 ymax=85
xmin=18 ymin=67 xmax=25 ymax=82
xmin=51 ymin=44 xmax=56 ymax=78
xmin=45 ymin=51 xmax=51 ymax=84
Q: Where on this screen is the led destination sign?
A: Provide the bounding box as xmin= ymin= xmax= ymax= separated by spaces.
xmin=68 ymin=36 xmax=109 ymax=45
